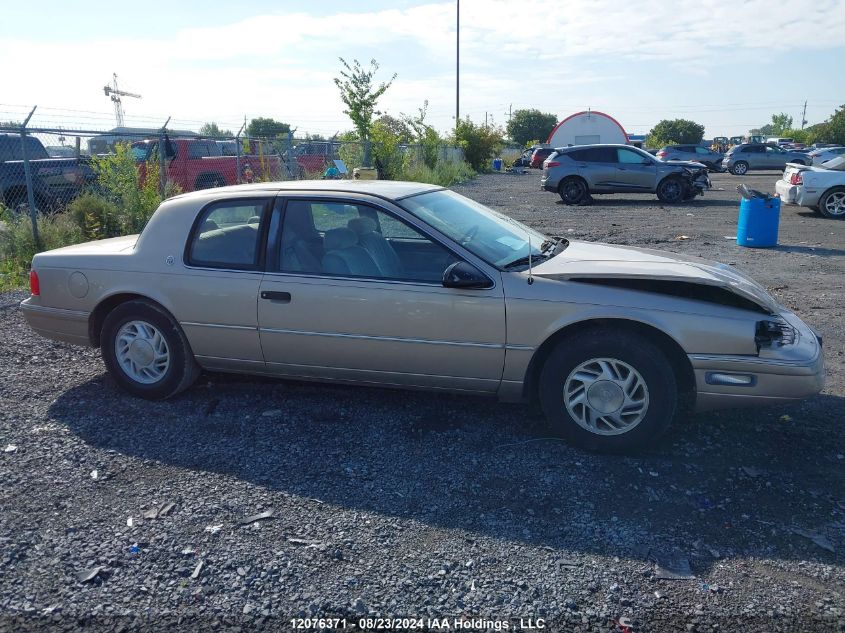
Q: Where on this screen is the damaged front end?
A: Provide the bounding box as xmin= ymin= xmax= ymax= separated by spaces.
xmin=681 ymin=163 xmax=711 ymax=197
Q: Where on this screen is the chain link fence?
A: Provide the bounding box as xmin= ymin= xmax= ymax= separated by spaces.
xmin=0 ymin=106 xmax=466 ymax=249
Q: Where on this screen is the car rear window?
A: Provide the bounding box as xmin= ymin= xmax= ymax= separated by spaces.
xmin=187 ymin=199 xmax=269 ymax=269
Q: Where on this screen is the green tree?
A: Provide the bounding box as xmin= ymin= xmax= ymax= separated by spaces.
xmin=451 ymin=117 xmax=504 ymax=171
xmin=246 ymin=117 xmax=291 ymax=138
xmin=645 ymin=119 xmax=705 ymax=148
xmin=770 ymin=113 xmax=793 ymax=135
xmin=199 ymin=122 xmax=233 ymax=138
xmin=402 ymin=101 xmax=440 ymax=168
xmin=506 ymin=109 xmax=558 ymax=146
xmin=334 ymin=58 xmax=396 ymax=147
xmin=814 ymin=105 xmax=845 ymax=145
xmin=375 ymin=114 xmax=412 ymax=144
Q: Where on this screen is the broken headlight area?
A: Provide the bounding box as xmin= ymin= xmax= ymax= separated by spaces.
xmin=682 ymin=167 xmax=711 ymax=191
xmin=755 ymin=318 xmax=797 ymax=349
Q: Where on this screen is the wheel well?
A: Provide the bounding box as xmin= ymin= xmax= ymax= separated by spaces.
xmin=559 ymin=175 xmax=587 ymax=189
xmin=522 ymin=319 xmax=696 ymax=403
xmin=88 ymin=293 xmax=170 ymax=347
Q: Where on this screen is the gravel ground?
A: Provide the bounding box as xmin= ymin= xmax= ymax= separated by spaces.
xmin=1 ymin=170 xmax=843 ymax=632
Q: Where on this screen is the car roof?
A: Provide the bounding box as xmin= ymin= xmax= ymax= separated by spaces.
xmin=555 ymin=144 xmax=642 ymax=151
xmin=167 ymin=179 xmax=444 ymax=203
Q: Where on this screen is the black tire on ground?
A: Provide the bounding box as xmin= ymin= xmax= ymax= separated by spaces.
xmin=558 ymin=177 xmax=588 ymax=205
xmin=538 ymin=328 xmax=677 ymax=453
xmin=818 ymin=186 xmax=845 ymax=219
xmin=730 ymin=161 xmax=749 ymax=175
xmin=101 ymin=299 xmax=201 ymax=400
xmin=656 ymin=176 xmax=686 ymax=203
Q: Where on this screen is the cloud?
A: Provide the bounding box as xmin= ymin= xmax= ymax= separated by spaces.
xmin=0 ymin=0 xmax=842 ymax=136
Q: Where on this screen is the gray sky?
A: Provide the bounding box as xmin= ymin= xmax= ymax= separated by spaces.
xmin=1 ymin=0 xmax=843 ymax=139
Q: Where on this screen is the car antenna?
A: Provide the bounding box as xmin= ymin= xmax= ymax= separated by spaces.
xmin=527 ymin=234 xmax=534 ymax=285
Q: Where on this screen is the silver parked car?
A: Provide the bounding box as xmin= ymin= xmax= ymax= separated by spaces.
xmin=541 ymin=144 xmax=711 ymax=204
xmin=656 ymin=145 xmax=724 ymax=171
xmin=21 ymin=181 xmax=824 ymax=453
xmin=809 ymin=146 xmax=845 ymax=166
xmin=721 ymin=143 xmax=809 ymax=175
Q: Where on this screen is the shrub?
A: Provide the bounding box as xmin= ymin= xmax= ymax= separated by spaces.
xmin=0 ymin=211 xmax=84 ymax=291
xmin=91 ymin=143 xmax=163 ymax=234
xmin=401 ymin=155 xmax=476 ymax=187
xmin=451 ymin=118 xmax=504 ymax=171
xmin=67 ymin=193 xmax=121 ymax=240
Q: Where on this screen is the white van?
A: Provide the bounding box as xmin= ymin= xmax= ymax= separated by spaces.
xmin=767 ymin=137 xmax=795 ymax=146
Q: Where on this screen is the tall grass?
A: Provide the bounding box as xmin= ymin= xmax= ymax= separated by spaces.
xmin=0 ymin=207 xmax=85 ymax=292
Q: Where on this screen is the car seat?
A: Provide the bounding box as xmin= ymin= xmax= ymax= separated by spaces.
xmin=321 ymin=228 xmax=381 ymax=277
xmin=347 ymin=216 xmax=404 ymax=278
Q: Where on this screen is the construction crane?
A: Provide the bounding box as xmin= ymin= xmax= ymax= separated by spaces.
xmin=103 ymin=73 xmax=141 ymax=128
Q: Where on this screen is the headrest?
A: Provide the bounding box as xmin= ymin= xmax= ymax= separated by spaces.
xmin=247 ymin=216 xmax=261 ymax=224
xmin=347 ymin=216 xmax=377 ymax=235
xmin=324 ymin=227 xmax=358 ymax=251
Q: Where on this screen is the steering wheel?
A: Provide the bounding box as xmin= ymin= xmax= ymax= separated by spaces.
xmin=459 ymin=224 xmax=479 ymax=245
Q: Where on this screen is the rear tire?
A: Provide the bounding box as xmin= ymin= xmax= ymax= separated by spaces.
xmin=656 ymin=177 xmax=686 ymax=203
xmin=539 ymin=329 xmax=677 ymax=453
xmin=818 ymin=186 xmax=845 ymax=219
xmin=558 ymin=177 xmax=588 ymax=205
xmin=101 ymin=300 xmax=200 ymax=400
xmin=730 ymin=161 xmax=749 ymax=175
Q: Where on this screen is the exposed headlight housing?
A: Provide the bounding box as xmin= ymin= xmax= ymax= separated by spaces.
xmin=755 ymin=318 xmax=796 ymax=349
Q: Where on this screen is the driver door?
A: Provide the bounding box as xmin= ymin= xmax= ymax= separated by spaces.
xmin=257 ymin=195 xmax=507 ymax=392
xmin=615 ymin=147 xmax=656 ymax=190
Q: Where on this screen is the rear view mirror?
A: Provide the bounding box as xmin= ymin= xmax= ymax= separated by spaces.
xmin=442 ymin=261 xmax=492 ymax=289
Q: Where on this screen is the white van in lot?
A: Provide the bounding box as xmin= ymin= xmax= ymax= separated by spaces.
xmin=767 ymin=137 xmax=795 ymax=146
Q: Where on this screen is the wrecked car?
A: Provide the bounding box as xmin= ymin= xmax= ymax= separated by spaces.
xmin=21 ymin=181 xmax=823 ymax=452
xmin=541 ymin=144 xmax=711 ymax=204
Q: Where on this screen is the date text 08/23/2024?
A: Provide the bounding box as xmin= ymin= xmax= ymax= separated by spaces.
xmin=290 ymin=617 xmax=548 ymax=630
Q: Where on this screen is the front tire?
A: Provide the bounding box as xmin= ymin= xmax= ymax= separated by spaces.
xmin=818 ymin=186 xmax=845 ymax=219
xmin=656 ymin=177 xmax=686 ymax=203
xmin=101 ymin=300 xmax=200 ymax=400
xmin=539 ymin=329 xmax=677 ymax=453
xmin=730 ymin=161 xmax=749 ymax=175
xmin=558 ymin=177 xmax=588 ymax=205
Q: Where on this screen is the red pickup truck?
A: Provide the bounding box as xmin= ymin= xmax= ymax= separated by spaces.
xmin=131 ymin=138 xmax=282 ymax=192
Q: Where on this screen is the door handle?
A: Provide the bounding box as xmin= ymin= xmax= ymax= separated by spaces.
xmin=260 ymin=291 xmax=291 ymax=303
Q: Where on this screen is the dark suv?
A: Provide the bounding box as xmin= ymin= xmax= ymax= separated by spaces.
xmin=540 ymin=144 xmax=711 ymax=204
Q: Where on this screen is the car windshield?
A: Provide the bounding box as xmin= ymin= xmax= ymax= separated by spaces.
xmin=400 ymin=189 xmax=549 ymax=268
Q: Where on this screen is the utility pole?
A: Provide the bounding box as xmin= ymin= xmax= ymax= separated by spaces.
xmin=505 ymin=104 xmax=512 ymax=123
xmin=455 ymin=0 xmax=460 ymax=133
xmin=801 ymin=100 xmax=808 ymax=129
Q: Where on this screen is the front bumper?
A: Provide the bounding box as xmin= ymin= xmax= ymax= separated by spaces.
xmin=690 ymin=311 xmax=824 ymax=411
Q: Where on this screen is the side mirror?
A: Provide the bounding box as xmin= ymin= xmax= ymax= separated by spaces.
xmin=442 ymin=261 xmax=492 ymax=289
xmin=642 ymin=158 xmax=653 ymax=165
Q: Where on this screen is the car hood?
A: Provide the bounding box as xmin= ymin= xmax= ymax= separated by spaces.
xmin=532 ymin=241 xmax=779 ymax=312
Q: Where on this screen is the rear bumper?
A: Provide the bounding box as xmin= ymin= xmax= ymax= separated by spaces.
xmin=775 ymin=179 xmax=821 ymax=207
xmin=690 ymin=312 xmax=824 ymax=411
xmin=540 ymin=176 xmax=558 ymax=192
xmin=20 ymin=298 xmax=92 ymax=346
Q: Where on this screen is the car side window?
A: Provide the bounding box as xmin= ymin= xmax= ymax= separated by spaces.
xmin=617 ymin=148 xmax=645 ymax=164
xmin=278 ymin=200 xmax=457 ymax=283
xmin=187 ymin=200 xmax=268 ymax=269
xmin=581 ymin=147 xmax=616 ymax=163
xmin=694 ymin=147 xmax=709 ymax=154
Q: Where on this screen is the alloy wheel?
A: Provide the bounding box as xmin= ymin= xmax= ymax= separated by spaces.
xmin=114 ymin=320 xmax=171 ymax=384
xmin=563 ymin=357 xmax=649 ymax=435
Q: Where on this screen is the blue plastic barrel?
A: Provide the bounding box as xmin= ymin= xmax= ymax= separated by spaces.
xmin=492 ymin=158 xmax=503 ymax=171
xmin=737 ymin=197 xmax=780 ymax=248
